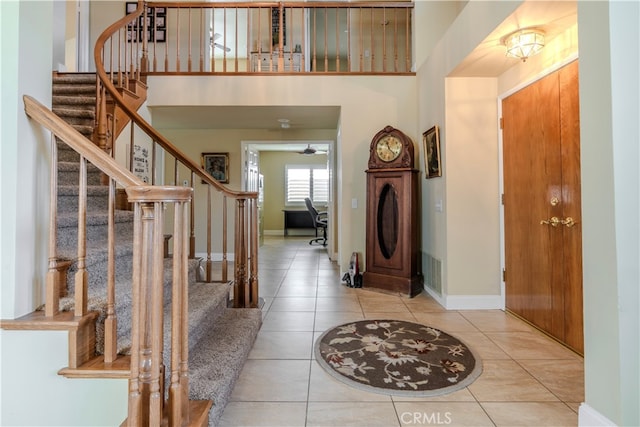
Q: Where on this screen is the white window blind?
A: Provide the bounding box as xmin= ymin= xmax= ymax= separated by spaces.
xmin=286 ymin=165 xmax=329 ymax=205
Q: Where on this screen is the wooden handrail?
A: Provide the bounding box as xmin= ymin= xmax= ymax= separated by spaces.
xmin=23 ymin=95 xmax=141 ymax=188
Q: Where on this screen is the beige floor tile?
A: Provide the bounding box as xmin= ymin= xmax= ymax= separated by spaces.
xmin=391 ymin=388 xmax=476 ymax=403
xmin=459 ymin=310 xmax=536 ymax=332
xmin=306 ymin=401 xmax=401 ymax=426
xmin=317 ymin=285 xmax=359 ymax=297
xmin=481 ymin=402 xmax=578 ymax=426
xmin=248 ymin=331 xmax=314 ymax=359
xmin=269 ymin=297 xmax=317 ymax=312
xmin=517 ymin=359 xmax=585 ymax=402
xmin=314 ymin=312 xmax=366 ymax=332
xmin=357 ymin=290 xmax=405 ymax=302
xmin=316 ymin=296 xmax=362 ymax=312
xmin=308 ymin=363 xmax=392 ymax=402
xmin=449 ymin=331 xmax=511 ymax=360
xmin=276 ymin=285 xmax=318 ymax=297
xmin=467 ymin=360 xmax=558 ymax=402
xmin=485 ymin=331 xmax=582 ymax=360
xmin=261 ymin=311 xmax=315 ymax=331
xmin=394 ymin=402 xmax=495 ymax=426
xmin=360 ymin=299 xmax=411 ymax=313
xmin=363 ymin=312 xmax=418 ymax=322
xmin=218 ymin=402 xmax=307 ymax=426
xmin=412 ymin=312 xmax=480 ymax=332
xmin=230 ymin=359 xmax=311 ymax=401
xmin=404 ymin=297 xmax=447 ymax=313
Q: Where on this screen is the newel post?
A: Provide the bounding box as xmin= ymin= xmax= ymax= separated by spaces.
xmin=125 ymin=185 xmax=192 ymax=426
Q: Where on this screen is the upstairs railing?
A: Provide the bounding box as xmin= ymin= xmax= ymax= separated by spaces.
xmin=105 ymin=1 xmax=413 ymax=75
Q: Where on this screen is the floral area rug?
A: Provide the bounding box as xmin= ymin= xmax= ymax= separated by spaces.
xmin=314 ymin=319 xmax=482 ymax=397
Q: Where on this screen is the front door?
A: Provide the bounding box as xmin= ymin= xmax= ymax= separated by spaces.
xmin=502 ymin=60 xmax=583 ymax=354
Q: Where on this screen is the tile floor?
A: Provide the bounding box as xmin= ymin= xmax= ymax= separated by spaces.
xmin=219 ymin=236 xmax=584 ymax=427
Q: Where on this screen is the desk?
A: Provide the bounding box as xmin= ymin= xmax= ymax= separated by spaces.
xmin=283 ymin=210 xmax=314 ymax=236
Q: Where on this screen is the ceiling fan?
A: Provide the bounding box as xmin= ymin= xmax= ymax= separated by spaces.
xmin=298 ymin=144 xmax=327 ymax=156
xmin=210 ymin=32 xmax=231 ymax=52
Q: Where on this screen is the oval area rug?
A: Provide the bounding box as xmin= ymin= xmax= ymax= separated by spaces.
xmin=314 ymin=319 xmax=482 ymax=397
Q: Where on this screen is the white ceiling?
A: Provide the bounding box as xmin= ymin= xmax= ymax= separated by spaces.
xmin=148 ymin=1 xmax=577 ymax=145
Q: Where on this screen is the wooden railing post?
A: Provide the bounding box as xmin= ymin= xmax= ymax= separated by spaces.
xmin=233 ymin=199 xmax=247 ymax=308
xmin=126 ymin=186 xmax=192 ymax=427
xmin=250 ymin=199 xmax=259 ymax=308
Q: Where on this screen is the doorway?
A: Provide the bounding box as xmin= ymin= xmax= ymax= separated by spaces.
xmin=501 ymin=60 xmax=583 ymax=354
xmin=241 ymin=140 xmax=335 ymax=256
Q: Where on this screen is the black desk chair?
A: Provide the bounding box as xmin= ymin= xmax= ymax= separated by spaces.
xmin=304 ymin=197 xmax=327 ymax=246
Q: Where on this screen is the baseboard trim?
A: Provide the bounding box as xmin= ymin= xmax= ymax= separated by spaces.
xmin=579 ymin=403 xmax=617 ymax=427
xmin=422 ymin=287 xmax=503 ymax=310
xmin=444 ymin=294 xmax=503 ymax=310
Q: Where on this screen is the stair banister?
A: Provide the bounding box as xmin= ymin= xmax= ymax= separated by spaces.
xmin=94 ymin=2 xmax=259 ymax=308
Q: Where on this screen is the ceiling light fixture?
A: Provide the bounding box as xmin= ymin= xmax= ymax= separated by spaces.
xmin=502 ymin=28 xmax=545 ymax=62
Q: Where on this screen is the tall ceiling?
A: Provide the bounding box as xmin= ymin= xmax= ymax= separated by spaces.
xmin=149 ymin=1 xmax=577 ymax=141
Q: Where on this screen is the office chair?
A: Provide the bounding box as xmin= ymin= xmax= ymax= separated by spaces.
xmin=304 ymin=197 xmax=327 ymax=246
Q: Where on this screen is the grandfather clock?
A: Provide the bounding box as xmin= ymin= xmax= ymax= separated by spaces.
xmin=362 ymin=125 xmax=423 ymax=297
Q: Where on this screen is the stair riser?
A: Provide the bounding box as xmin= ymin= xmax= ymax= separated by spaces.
xmin=53 ymin=85 xmax=96 ymax=95
xmin=56 ymin=116 xmax=95 ymax=128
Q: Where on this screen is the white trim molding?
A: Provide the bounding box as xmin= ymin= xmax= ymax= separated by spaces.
xmin=444 ymin=294 xmax=504 ymax=310
xmin=579 ymin=403 xmax=617 ymax=427
xmin=423 ymin=286 xmax=503 ymax=310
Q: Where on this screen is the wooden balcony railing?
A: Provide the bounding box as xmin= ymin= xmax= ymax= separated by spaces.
xmin=103 ymin=1 xmax=413 ymax=75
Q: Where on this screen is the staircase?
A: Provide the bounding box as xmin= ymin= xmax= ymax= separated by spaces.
xmin=45 ymin=73 xmax=262 ymax=425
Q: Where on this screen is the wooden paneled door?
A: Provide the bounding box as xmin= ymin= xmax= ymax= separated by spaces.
xmin=502 ymin=60 xmax=583 ymax=354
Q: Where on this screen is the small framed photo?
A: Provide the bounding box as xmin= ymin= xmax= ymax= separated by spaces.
xmin=423 ymin=125 xmax=442 ymax=179
xmin=155 ymin=15 xmax=165 ymax=27
xmin=125 ymin=2 xmax=137 ymax=14
xmin=154 ymin=29 xmax=166 ymax=43
xmin=202 ymin=152 xmax=229 ymax=183
xmin=127 ymin=29 xmax=139 ymax=43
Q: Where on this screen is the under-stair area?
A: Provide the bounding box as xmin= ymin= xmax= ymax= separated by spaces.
xmin=1 ymin=73 xmax=262 ymax=426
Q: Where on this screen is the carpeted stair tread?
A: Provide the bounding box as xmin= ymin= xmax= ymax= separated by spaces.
xmin=58 ymin=161 xmax=103 ymax=185
xmin=57 ymin=209 xmax=134 ymax=228
xmin=188 ymin=307 xmax=262 ymax=426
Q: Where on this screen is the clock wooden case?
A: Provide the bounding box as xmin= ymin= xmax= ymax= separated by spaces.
xmin=363 ymin=126 xmax=423 ymax=297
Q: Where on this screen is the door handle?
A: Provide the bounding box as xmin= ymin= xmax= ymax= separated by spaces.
xmin=540 ymin=217 xmax=577 ymax=228
xmin=540 ymin=217 xmax=561 ymax=227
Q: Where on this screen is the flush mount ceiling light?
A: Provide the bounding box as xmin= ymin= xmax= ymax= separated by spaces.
xmin=502 ymin=28 xmax=545 ymax=62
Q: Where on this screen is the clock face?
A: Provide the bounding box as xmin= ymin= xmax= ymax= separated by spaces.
xmin=375 ymin=135 xmax=403 ymax=162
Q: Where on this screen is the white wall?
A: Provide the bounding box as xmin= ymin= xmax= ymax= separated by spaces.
xmin=578 ymin=1 xmax=639 ymax=425
xmin=416 ymin=0 xmax=521 ymax=307
xmin=147 ymin=74 xmax=417 ymax=271
xmin=444 ymin=78 xmax=500 ymax=302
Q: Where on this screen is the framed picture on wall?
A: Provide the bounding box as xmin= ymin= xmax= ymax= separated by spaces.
xmin=423 ymin=125 xmax=442 ymax=179
xmin=201 ymin=152 xmax=229 ymax=183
